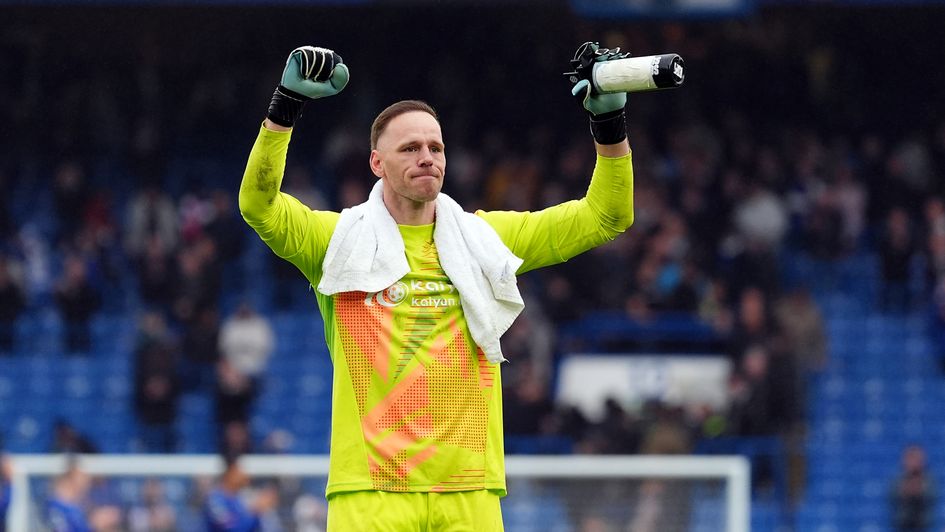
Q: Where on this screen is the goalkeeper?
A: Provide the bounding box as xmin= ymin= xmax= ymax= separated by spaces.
xmin=240 ymin=44 xmax=633 ymax=531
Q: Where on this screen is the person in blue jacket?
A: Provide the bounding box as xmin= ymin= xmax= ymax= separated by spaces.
xmin=47 ymin=464 xmax=92 ymax=532
xmin=1 ymin=452 xmax=12 ymax=532
xmin=205 ymin=453 xmax=278 ymax=532
xmin=46 ymin=461 xmax=120 ymax=532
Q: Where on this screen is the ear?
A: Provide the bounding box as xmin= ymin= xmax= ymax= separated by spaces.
xmin=369 ymin=150 xmax=385 ymax=178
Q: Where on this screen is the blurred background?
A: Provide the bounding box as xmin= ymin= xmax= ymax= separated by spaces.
xmin=1 ymin=0 xmax=944 ymax=530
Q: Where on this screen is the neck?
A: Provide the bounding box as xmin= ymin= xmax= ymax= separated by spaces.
xmin=382 ymin=186 xmax=436 ymax=225
xmin=55 ymin=484 xmax=77 ymax=503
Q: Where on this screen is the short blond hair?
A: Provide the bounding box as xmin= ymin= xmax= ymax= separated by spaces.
xmin=370 ymin=100 xmax=438 ymax=150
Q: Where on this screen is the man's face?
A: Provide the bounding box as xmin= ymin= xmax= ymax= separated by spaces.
xmin=370 ymin=111 xmax=446 ymax=205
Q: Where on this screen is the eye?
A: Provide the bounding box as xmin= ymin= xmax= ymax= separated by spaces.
xmin=431 ymin=146 xmax=443 ymax=153
xmin=402 ymin=145 xmax=419 ymax=152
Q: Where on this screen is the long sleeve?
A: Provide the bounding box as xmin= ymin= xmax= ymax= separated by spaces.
xmin=238 ymin=125 xmax=339 ymax=285
xmin=239 ymin=126 xmax=292 ymax=221
xmin=477 ymin=151 xmax=634 ymax=273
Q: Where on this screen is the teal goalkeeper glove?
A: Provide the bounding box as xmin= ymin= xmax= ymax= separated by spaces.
xmin=569 ymin=42 xmax=628 ymax=145
xmin=267 ymin=46 xmax=350 ymax=128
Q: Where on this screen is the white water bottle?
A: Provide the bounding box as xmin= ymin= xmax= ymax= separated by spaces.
xmin=591 ymin=54 xmax=685 ymax=93
xmin=566 ymin=43 xmax=685 ymax=94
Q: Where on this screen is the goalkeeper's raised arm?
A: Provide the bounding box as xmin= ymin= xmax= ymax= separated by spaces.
xmin=239 ymin=45 xmax=348 ymax=271
xmin=241 ymin=46 xmax=348 ymax=213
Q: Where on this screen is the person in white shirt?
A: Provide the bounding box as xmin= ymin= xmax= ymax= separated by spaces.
xmin=219 ymin=303 xmax=275 ymax=379
xmin=215 ymin=303 xmax=275 ymax=429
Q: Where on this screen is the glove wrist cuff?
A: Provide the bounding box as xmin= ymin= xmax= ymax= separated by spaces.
xmin=267 ymin=85 xmax=309 ymax=128
xmin=588 ymin=109 xmax=627 ymax=145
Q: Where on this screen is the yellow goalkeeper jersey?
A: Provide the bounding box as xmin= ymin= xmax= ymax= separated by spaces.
xmin=239 ymin=125 xmax=633 ymax=498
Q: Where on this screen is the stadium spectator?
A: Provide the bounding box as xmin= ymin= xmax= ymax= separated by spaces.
xmin=727 ymin=345 xmax=789 ymax=494
xmin=181 ymin=306 xmax=221 ymax=393
xmin=218 ymin=303 xmax=274 ymax=383
xmin=773 ymin=287 xmax=827 ymax=374
xmin=47 ymin=462 xmax=121 ymax=532
xmin=577 ymin=398 xmax=641 ymax=455
xmin=53 ymin=253 xmax=102 ymax=354
xmin=51 ymin=161 xmax=90 ymax=246
xmin=132 ymin=311 xmax=180 ymax=453
xmin=172 ymin=239 xmax=221 ymax=326
xmin=502 ymin=359 xmax=554 ymax=437
xmin=214 ymin=357 xmax=257 ymax=431
xmin=880 ymin=207 xmax=919 ymax=313
xmin=765 ymin=347 xmax=802 ymax=434
xmin=828 ymin=162 xmax=868 ymax=252
xmin=729 ymin=182 xmax=787 ymax=293
xmin=771 ymin=288 xmax=823 ymax=485
xmin=51 ymin=420 xmax=99 ymax=455
xmin=124 ymin=183 xmax=179 ymax=262
xmin=136 ymin=236 xmax=177 ymax=314
xmin=69 ymin=196 xmax=121 ymax=297
xmin=805 ymin=179 xmax=850 ymax=261
xmin=127 ymin=479 xmax=176 ymax=532
xmin=214 ymin=304 xmax=273 ymax=431
xmin=204 ymin=190 xmax=245 ymax=263
xmin=179 ymin=192 xmax=213 ymax=245
xmin=205 ymin=453 xmax=278 ymax=532
xmin=729 ymin=287 xmax=773 ymax=365
xmin=727 ymin=346 xmax=776 ymax=436
xmin=890 ymin=445 xmax=936 ymax=532
xmin=637 ymin=402 xmax=692 ymax=455
xmin=219 ymin=420 xmax=253 ymax=457
xmin=924 ymin=197 xmax=945 ymax=291
xmin=0 ymin=255 xmax=25 ymax=355
xmin=699 ymin=277 xmax=735 ymax=334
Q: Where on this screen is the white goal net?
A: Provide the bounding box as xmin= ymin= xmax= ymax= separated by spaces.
xmin=7 ymin=454 xmax=749 ymax=531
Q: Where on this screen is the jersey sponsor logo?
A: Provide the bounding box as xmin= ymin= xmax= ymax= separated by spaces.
xmin=411 ymin=296 xmax=458 ymax=308
xmin=365 ymin=279 xmax=458 ymax=308
xmin=364 ymin=281 xmax=409 ymax=308
xmin=409 ymin=279 xmax=455 ymax=294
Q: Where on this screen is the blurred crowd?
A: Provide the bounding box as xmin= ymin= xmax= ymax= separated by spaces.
xmin=2 ymin=454 xmax=326 ymax=532
xmin=0 ymin=4 xmax=944 ymax=529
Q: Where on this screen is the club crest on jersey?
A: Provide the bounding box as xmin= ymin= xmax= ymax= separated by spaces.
xmin=365 ymin=282 xmax=409 ymax=307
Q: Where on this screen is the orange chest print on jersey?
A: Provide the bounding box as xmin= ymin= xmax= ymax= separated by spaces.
xmin=334 ymin=272 xmax=495 ymax=491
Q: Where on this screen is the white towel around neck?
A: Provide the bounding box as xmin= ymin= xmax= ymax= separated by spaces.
xmin=316 ymin=180 xmax=524 ymax=364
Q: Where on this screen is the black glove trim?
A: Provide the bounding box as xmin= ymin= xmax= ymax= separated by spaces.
xmin=589 ymin=109 xmax=627 ymax=145
xmin=267 ymin=85 xmax=309 ymax=128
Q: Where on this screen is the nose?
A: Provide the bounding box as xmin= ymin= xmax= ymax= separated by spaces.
xmin=418 ymin=147 xmax=434 ymax=167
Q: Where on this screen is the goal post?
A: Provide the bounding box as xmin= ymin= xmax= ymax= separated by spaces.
xmin=505 ymin=455 xmax=750 ymax=532
xmin=8 ymin=454 xmax=749 ymax=531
